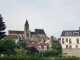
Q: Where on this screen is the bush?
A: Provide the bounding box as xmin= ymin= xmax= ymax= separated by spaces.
xmin=39 ymin=50 xmax=59 ymax=57
xmin=55 ymin=56 xmax=79 ymax=60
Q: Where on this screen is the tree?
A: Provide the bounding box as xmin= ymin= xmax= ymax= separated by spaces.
xmin=0 ymin=14 xmax=6 ymax=40
xmin=16 ymin=47 xmax=27 ymax=56
xmin=27 ymin=47 xmax=39 ymax=54
xmin=0 ymin=38 xmax=17 ymax=55
xmin=51 ymin=40 xmax=62 ymax=55
xmin=17 ymin=42 xmax=28 ymax=49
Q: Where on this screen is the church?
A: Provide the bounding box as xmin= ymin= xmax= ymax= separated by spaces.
xmin=8 ymin=19 xmax=48 ymax=43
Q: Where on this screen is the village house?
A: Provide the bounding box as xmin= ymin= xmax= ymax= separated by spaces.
xmin=28 ymin=43 xmax=49 ymax=52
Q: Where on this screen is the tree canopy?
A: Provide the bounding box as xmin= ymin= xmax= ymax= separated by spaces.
xmin=0 ymin=14 xmax=6 ymax=40
xmin=51 ymin=40 xmax=62 ymax=55
xmin=0 ymin=38 xmax=17 ymax=55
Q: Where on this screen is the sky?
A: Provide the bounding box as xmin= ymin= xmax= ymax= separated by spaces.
xmin=0 ymin=0 xmax=80 ymax=38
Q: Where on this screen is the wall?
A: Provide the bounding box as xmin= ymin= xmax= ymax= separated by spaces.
xmin=62 ymin=49 xmax=80 ymax=57
xmin=61 ymin=36 xmax=80 ymax=49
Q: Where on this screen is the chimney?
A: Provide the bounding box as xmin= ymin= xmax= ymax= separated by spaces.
xmin=79 ymin=27 xmax=80 ymax=30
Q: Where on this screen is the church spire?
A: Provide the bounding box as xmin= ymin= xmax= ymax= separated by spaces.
xmin=25 ymin=19 xmax=29 ymax=26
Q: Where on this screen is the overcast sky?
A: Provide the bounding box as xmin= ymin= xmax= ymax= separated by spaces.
xmin=0 ymin=0 xmax=80 ymax=38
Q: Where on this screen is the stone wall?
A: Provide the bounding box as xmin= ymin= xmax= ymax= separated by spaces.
xmin=62 ymin=49 xmax=80 ymax=57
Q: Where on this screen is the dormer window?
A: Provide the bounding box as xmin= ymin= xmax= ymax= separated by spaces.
xmin=44 ymin=46 xmax=47 ymax=50
xmin=73 ymin=32 xmax=79 ymax=36
xmin=65 ymin=32 xmax=68 ymax=36
xmin=68 ymin=32 xmax=72 ymax=36
xmin=38 ymin=46 xmax=42 ymax=50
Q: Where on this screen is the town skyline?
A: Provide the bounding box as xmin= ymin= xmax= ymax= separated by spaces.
xmin=0 ymin=0 xmax=80 ymax=38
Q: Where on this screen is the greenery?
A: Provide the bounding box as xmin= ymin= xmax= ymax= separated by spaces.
xmin=15 ymin=47 xmax=27 ymax=56
xmin=51 ymin=40 xmax=62 ymax=55
xmin=17 ymin=42 xmax=28 ymax=49
xmin=0 ymin=38 xmax=79 ymax=60
xmin=0 ymin=38 xmax=17 ymax=55
xmin=39 ymin=50 xmax=59 ymax=57
xmin=0 ymin=14 xmax=6 ymax=40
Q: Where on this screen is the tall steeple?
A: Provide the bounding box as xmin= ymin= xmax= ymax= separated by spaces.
xmin=25 ymin=19 xmax=29 ymax=26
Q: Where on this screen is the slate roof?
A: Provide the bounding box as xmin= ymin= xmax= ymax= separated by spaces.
xmin=61 ymin=30 xmax=80 ymax=36
xmin=35 ymin=29 xmax=45 ymax=34
xmin=25 ymin=20 xmax=29 ymax=26
xmin=9 ymin=30 xmax=24 ymax=34
xmin=4 ymin=35 xmax=18 ymax=39
xmin=31 ymin=32 xmax=35 ymax=35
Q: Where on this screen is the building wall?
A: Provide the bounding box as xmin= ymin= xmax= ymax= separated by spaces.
xmin=61 ymin=36 xmax=80 ymax=49
xmin=61 ymin=36 xmax=80 ymax=57
xmin=62 ymin=49 xmax=80 ymax=57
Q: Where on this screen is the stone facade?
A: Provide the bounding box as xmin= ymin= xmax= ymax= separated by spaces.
xmin=62 ymin=49 xmax=80 ymax=57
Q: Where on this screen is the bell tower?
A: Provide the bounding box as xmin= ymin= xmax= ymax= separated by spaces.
xmin=24 ymin=19 xmax=29 ymax=39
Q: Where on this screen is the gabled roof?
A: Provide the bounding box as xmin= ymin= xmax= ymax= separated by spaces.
xmin=4 ymin=35 xmax=18 ymax=39
xmin=28 ymin=43 xmax=49 ymax=50
xmin=61 ymin=30 xmax=80 ymax=36
xmin=25 ymin=20 xmax=29 ymax=26
xmin=35 ymin=29 xmax=45 ymax=34
xmin=9 ymin=30 xmax=24 ymax=34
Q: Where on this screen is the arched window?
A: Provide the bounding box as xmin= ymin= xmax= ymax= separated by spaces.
xmin=44 ymin=46 xmax=47 ymax=50
xmin=38 ymin=46 xmax=42 ymax=50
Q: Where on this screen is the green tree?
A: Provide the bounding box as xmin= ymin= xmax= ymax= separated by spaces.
xmin=15 ymin=47 xmax=27 ymax=56
xmin=0 ymin=14 xmax=6 ymax=40
xmin=17 ymin=42 xmax=28 ymax=49
xmin=51 ymin=40 xmax=62 ymax=55
xmin=0 ymin=38 xmax=17 ymax=55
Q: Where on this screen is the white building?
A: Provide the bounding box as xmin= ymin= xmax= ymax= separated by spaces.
xmin=61 ymin=27 xmax=80 ymax=57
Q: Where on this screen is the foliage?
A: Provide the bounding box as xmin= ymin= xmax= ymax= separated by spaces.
xmin=39 ymin=50 xmax=59 ymax=57
xmin=15 ymin=47 xmax=27 ymax=56
xmin=0 ymin=14 xmax=6 ymax=40
xmin=27 ymin=47 xmax=39 ymax=54
xmin=32 ymin=52 xmax=40 ymax=58
xmin=51 ymin=40 xmax=62 ymax=55
xmin=0 ymin=38 xmax=17 ymax=55
xmin=0 ymin=54 xmax=53 ymax=60
xmin=17 ymin=42 xmax=28 ymax=49
xmin=0 ymin=54 xmax=79 ymax=60
xmin=55 ymin=56 xmax=79 ymax=60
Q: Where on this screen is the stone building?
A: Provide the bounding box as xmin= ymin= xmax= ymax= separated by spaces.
xmin=61 ymin=27 xmax=80 ymax=57
xmin=8 ymin=19 xmax=48 ymax=43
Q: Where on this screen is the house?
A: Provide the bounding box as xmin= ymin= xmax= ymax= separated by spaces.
xmin=61 ymin=27 xmax=80 ymax=57
xmin=28 ymin=43 xmax=49 ymax=52
xmin=4 ymin=35 xmax=19 ymax=44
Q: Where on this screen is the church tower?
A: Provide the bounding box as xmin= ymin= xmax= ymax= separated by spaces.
xmin=24 ymin=20 xmax=30 ymax=39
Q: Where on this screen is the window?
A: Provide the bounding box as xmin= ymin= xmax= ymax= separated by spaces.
xmin=76 ymin=45 xmax=78 ymax=48
xmin=62 ymin=38 xmax=64 ymax=44
xmin=66 ymin=38 xmax=68 ymax=42
xmin=69 ymin=38 xmax=71 ymax=44
xmin=44 ymin=46 xmax=47 ymax=50
xmin=69 ymin=45 xmax=72 ymax=49
xmin=65 ymin=32 xmax=68 ymax=36
xmin=76 ymin=38 xmax=79 ymax=44
xmin=73 ymin=32 xmax=79 ymax=36
xmin=39 ymin=46 xmax=42 ymax=50
xmin=66 ymin=45 xmax=68 ymax=49
xmin=68 ymin=32 xmax=72 ymax=36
